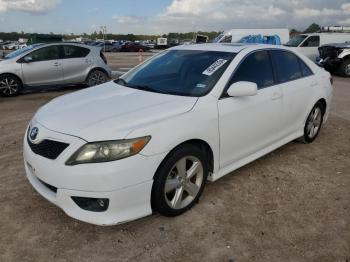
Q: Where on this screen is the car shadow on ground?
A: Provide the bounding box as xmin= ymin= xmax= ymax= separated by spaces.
xmin=21 ymin=84 xmax=87 ymax=95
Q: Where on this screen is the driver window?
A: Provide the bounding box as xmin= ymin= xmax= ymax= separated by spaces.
xmin=229 ymin=50 xmax=274 ymax=89
xmin=220 ymin=35 xmax=232 ymax=43
xmin=301 ymin=36 xmax=320 ymax=47
xmin=26 ymin=46 xmax=60 ymax=62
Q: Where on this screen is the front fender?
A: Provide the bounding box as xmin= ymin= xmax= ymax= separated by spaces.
xmin=126 ymin=95 xmax=220 ymax=173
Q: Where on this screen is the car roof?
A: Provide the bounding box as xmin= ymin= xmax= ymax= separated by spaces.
xmin=171 ymin=43 xmax=287 ymax=53
xmin=28 ymin=42 xmax=101 ymax=51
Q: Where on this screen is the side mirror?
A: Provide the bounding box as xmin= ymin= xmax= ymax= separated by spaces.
xmin=23 ymin=56 xmax=33 ymax=63
xmin=227 ymin=81 xmax=258 ymax=97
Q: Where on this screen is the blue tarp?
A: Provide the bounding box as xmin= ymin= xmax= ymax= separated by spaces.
xmin=238 ymin=34 xmax=282 ymax=45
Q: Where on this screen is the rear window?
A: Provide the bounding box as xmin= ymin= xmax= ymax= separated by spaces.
xmin=63 ymin=45 xmax=90 ymax=59
xmin=270 ymin=50 xmax=302 ymax=83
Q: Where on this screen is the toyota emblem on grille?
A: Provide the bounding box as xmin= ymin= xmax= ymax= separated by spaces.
xmin=29 ymin=127 xmax=39 ymax=141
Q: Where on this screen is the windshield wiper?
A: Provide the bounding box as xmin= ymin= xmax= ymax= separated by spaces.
xmin=129 ymin=84 xmax=172 ymax=95
xmin=114 ymin=79 xmax=172 ymax=95
xmin=114 ymin=78 xmax=128 ymax=86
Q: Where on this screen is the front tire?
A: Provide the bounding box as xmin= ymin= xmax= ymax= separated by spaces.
xmin=299 ymin=102 xmax=324 ymax=143
xmin=151 ymin=144 xmax=208 ymax=217
xmin=86 ymin=70 xmax=108 ymax=87
xmin=0 ymin=74 xmax=22 ymax=97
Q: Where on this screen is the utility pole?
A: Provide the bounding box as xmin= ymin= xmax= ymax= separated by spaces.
xmin=101 ymin=26 xmax=107 ymax=52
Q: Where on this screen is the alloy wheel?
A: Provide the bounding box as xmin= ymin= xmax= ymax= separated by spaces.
xmin=0 ymin=77 xmax=19 ymax=96
xmin=164 ymin=156 xmax=204 ymax=210
xmin=345 ymin=64 xmax=350 ymax=76
xmin=88 ymin=71 xmax=106 ymax=86
xmin=306 ymin=106 xmax=322 ymax=139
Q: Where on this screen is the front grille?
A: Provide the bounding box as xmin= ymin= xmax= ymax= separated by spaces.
xmin=27 ymin=137 xmax=69 ymax=160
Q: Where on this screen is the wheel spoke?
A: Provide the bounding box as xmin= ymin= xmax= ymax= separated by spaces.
xmin=184 ymin=181 xmax=199 ymax=197
xmin=165 ymin=178 xmax=180 ymax=193
xmin=171 ymin=187 xmax=184 ymax=208
xmin=310 ymin=126 xmax=315 ymax=137
xmin=176 ymin=158 xmax=187 ymax=178
xmin=313 ymin=109 xmax=319 ymax=120
xmin=314 ymin=118 xmax=321 ymax=127
xmin=186 ymin=161 xmax=200 ymax=179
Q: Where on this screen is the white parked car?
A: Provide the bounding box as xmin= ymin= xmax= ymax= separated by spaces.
xmin=285 ymin=33 xmax=350 ymax=62
xmin=213 ymin=28 xmax=290 ymax=44
xmin=24 ymin=44 xmax=333 ymax=225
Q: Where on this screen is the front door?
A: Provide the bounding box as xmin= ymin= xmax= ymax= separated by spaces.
xmin=218 ymin=50 xmax=283 ymax=168
xmin=21 ymin=45 xmax=63 ymax=86
xmin=297 ymin=35 xmax=320 ymax=62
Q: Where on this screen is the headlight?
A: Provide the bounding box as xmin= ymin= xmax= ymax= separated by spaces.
xmin=66 ymin=136 xmax=151 ymax=165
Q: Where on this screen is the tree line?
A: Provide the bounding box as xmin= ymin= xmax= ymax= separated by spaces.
xmin=0 ymin=31 xmax=221 ymax=42
xmin=0 ymin=23 xmax=322 ymax=42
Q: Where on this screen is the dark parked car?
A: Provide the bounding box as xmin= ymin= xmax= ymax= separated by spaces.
xmin=95 ymin=42 xmax=115 ymax=52
xmin=317 ymin=42 xmax=350 ymax=77
xmin=119 ymin=43 xmax=150 ymax=52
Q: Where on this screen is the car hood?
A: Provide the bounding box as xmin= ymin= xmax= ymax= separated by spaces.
xmin=34 ymin=82 xmax=198 ymax=141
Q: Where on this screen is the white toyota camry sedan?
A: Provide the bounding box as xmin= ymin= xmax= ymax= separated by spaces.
xmin=24 ymin=43 xmax=333 ymax=225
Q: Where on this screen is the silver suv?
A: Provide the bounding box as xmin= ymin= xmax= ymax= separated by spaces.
xmin=0 ymin=43 xmax=112 ymax=97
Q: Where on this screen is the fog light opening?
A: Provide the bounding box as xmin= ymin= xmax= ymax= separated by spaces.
xmin=71 ymin=197 xmax=109 ymax=212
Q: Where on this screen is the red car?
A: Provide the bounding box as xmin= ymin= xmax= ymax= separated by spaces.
xmin=120 ymin=43 xmax=150 ymax=52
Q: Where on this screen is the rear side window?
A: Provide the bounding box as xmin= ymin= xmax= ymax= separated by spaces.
xmin=301 ymin=36 xmax=320 ymax=47
xmin=299 ymin=59 xmax=313 ymax=77
xmin=270 ymin=50 xmax=302 ymax=83
xmin=229 ymin=50 xmax=274 ymax=89
xmin=63 ymin=45 xmax=90 ymax=59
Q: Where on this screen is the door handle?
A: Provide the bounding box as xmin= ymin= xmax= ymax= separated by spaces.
xmin=271 ymin=92 xmax=282 ymax=100
xmin=53 ymin=62 xmax=61 ymax=67
xmin=311 ymin=81 xmax=318 ymax=87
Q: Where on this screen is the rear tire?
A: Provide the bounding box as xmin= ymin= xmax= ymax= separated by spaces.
xmin=340 ymin=58 xmax=350 ymax=77
xmin=298 ymin=102 xmax=324 ymax=144
xmin=151 ymin=144 xmax=208 ymax=217
xmin=0 ymin=74 xmax=22 ymax=97
xmin=86 ymin=70 xmax=108 ymax=87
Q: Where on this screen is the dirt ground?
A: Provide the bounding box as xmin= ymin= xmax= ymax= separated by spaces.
xmin=0 ymin=52 xmax=349 ymax=262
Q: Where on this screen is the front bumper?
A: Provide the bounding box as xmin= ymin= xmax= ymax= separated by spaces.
xmin=23 ymin=122 xmax=167 ymax=225
xmin=316 ymin=57 xmax=342 ymax=71
xmin=25 ymin=167 xmax=153 ymax=225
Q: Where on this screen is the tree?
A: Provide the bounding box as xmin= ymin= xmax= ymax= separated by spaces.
xmin=304 ymin=23 xmax=321 ymax=33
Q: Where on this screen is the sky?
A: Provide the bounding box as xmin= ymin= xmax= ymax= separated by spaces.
xmin=0 ymin=0 xmax=349 ymax=35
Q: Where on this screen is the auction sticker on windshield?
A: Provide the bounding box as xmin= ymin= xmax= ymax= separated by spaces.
xmin=202 ymin=59 xmax=228 ymax=76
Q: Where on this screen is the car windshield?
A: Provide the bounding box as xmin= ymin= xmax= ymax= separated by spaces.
xmin=115 ymin=50 xmax=236 ymax=97
xmin=285 ymin=35 xmax=308 ymax=47
xmin=4 ymin=44 xmax=42 ymax=59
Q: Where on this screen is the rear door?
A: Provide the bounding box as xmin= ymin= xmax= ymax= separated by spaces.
xmin=60 ymin=45 xmax=91 ymax=84
xmin=21 ymin=45 xmax=63 ymax=86
xmin=270 ymin=50 xmax=315 ymax=136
